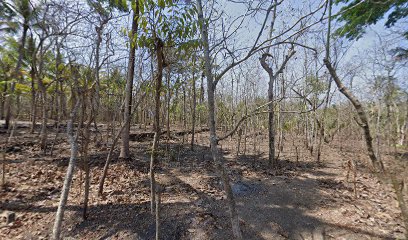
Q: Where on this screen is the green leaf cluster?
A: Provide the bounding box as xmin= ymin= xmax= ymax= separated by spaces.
xmin=335 ymin=0 xmax=408 ymax=40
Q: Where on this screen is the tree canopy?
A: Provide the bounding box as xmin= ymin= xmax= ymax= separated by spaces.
xmin=335 ymin=0 xmax=408 ymax=39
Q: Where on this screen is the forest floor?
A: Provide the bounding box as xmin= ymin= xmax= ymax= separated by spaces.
xmin=0 ymin=123 xmax=407 ymax=239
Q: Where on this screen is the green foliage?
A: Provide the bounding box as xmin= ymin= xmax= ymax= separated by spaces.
xmin=0 ymin=38 xmax=19 ymax=84
xmin=335 ymin=0 xmax=408 ymax=40
xmin=0 ymin=0 xmax=18 ymax=34
xmin=136 ymin=0 xmax=198 ymax=50
xmin=100 ymin=0 xmax=129 ymax=12
xmin=372 ymin=75 xmax=401 ymax=103
xmin=283 ymin=119 xmax=297 ymax=131
xmin=15 ymin=82 xmax=30 ymax=93
xmin=87 ymin=0 xmax=111 ymax=17
xmin=305 ymin=75 xmax=326 ymax=95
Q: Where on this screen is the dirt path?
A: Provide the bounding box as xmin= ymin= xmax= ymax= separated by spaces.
xmin=225 ymin=146 xmax=404 ymax=239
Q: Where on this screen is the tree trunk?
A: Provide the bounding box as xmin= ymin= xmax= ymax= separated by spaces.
xmin=120 ymin=5 xmax=139 ymax=159
xmin=191 ymin=60 xmax=197 ymax=151
xmin=81 ymin=84 xmax=94 ymax=220
xmin=324 ymin=59 xmax=384 ymax=172
xmin=260 ymin=54 xmax=277 ymax=167
xmin=402 ymin=99 xmax=408 ymax=146
xmin=155 ymin=186 xmax=162 ymax=240
xmin=4 ymin=82 xmax=15 ymax=130
xmin=166 ymin=66 xmax=171 ymax=159
xmin=150 ymin=37 xmax=164 ymax=214
xmin=0 ymin=83 xmax=5 ymax=120
xmin=52 ymin=100 xmax=80 ymax=240
xmin=2 ymin=147 xmax=5 ymax=189
xmin=196 ymin=1 xmax=242 ymax=238
xmin=82 ymin=121 xmax=91 ymax=220
xmin=316 ymin=77 xmax=332 ymax=162
xmin=5 ymin=21 xmax=29 ymax=129
xmin=167 ymin=72 xmax=170 ymax=141
xmin=38 ymin=80 xmax=48 ymax=154
xmin=391 ymin=177 xmax=408 ymax=240
xmin=182 ymin=84 xmax=187 ymax=144
xmin=260 ymin=49 xmax=295 ymax=168
xmin=30 ymin=67 xmax=37 ymax=133
xmin=98 ymin=124 xmax=125 ymax=196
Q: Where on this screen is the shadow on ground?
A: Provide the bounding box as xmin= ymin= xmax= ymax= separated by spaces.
xmin=1 ymin=130 xmax=396 ymax=239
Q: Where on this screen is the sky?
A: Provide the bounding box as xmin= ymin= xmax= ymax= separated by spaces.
xmin=211 ymin=0 xmax=407 ymax=102
xmin=4 ymin=0 xmax=404 ymax=103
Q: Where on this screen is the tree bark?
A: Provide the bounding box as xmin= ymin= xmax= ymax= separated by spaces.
xmin=391 ymin=177 xmax=408 ymax=240
xmin=260 ymin=49 xmax=295 ymax=168
xmin=38 ymin=78 xmax=48 ymax=154
xmin=196 ymin=0 xmax=242 ymax=238
xmin=52 ymin=100 xmax=80 ymax=240
xmin=98 ymin=124 xmax=125 ymax=196
xmin=5 ymin=20 xmax=29 ymax=129
xmin=120 ymin=5 xmax=139 ymax=159
xmin=30 ymin=67 xmax=37 ymax=133
xmin=0 ymin=83 xmax=5 ymax=120
xmin=324 ymin=59 xmax=384 ymax=172
xmin=166 ymin=68 xmax=171 ymax=141
xmin=182 ymin=83 xmax=187 ymax=144
xmin=150 ymin=37 xmax=164 ymax=214
xmin=191 ymin=58 xmax=197 ymax=151
xmin=260 ymin=54 xmax=277 ymax=167
xmin=81 ymin=84 xmax=94 ymax=220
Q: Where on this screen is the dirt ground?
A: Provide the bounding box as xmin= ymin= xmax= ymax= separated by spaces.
xmin=0 ymin=123 xmax=407 ymax=240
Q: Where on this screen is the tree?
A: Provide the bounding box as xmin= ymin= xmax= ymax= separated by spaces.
xmin=324 ymin=0 xmax=408 ymax=171
xmin=1 ymin=0 xmax=33 ymax=129
xmin=52 ymin=62 xmax=80 ymax=240
xmin=196 ymin=0 xmax=325 ymax=236
xmin=260 ymin=44 xmax=296 ymax=168
xmin=120 ymin=0 xmax=140 ymax=159
xmin=0 ymin=0 xmax=18 ymax=35
xmin=135 ymin=0 xmax=198 ymax=218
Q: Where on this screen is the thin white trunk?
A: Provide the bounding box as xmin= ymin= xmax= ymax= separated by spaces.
xmin=52 ymin=100 xmax=80 ymax=240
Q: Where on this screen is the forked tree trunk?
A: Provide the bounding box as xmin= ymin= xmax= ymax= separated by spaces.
xmin=261 ymin=56 xmax=276 ymax=167
xmin=260 ymin=49 xmax=295 ymax=168
xmin=315 ymin=77 xmax=332 ymax=162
